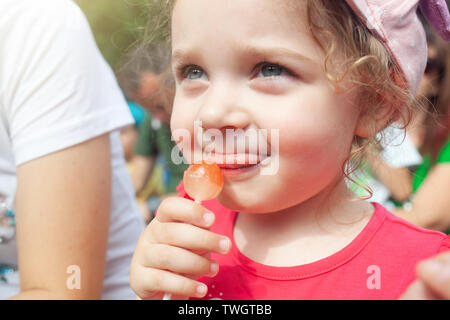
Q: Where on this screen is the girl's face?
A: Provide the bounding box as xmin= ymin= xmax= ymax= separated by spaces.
xmin=171 ymin=0 xmax=363 ymax=213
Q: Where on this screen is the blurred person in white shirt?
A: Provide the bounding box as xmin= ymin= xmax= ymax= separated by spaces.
xmin=0 ymin=0 xmax=144 ymax=299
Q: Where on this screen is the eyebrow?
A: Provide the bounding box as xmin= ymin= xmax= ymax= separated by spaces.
xmin=172 ymin=44 xmax=319 ymax=67
xmin=172 ymin=49 xmax=191 ymax=63
xmin=239 ymin=44 xmax=319 ymax=66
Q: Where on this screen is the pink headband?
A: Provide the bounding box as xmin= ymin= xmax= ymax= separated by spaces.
xmin=345 ymin=0 xmax=450 ymax=95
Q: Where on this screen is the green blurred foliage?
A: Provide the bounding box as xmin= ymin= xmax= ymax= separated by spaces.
xmin=74 ymin=0 xmax=150 ymax=71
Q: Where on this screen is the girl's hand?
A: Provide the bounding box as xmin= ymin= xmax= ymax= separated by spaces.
xmin=400 ymin=252 xmax=450 ymax=300
xmin=130 ymin=196 xmax=231 ymax=300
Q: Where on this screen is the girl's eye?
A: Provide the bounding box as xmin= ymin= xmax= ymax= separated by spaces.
xmin=258 ymin=63 xmax=286 ymax=78
xmin=184 ymin=66 xmax=207 ymax=80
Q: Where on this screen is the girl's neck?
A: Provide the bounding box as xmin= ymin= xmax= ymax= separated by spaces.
xmin=233 ymin=178 xmax=375 ymax=267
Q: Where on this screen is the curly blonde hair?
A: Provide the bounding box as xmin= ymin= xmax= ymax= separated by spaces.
xmin=143 ymin=0 xmax=424 ymax=199
xmin=303 ymin=1 xmax=422 ymax=198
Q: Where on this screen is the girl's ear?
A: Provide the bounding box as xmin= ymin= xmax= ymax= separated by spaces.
xmin=355 ymin=68 xmax=405 ymax=138
xmin=355 ymin=101 xmax=397 ymax=138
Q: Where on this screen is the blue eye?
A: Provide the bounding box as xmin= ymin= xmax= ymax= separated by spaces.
xmin=259 ymin=63 xmax=285 ymax=77
xmin=186 ymin=66 xmax=207 ymax=80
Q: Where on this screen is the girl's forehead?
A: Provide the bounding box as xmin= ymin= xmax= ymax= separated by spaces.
xmin=172 ymin=0 xmax=306 ymax=31
xmin=171 ymin=0 xmax=318 ymax=58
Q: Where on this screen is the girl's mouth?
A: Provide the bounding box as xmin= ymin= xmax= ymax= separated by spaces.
xmin=219 ymin=162 xmax=261 ymax=177
xmin=219 ymin=163 xmax=258 ymax=169
xmin=206 ymin=153 xmax=271 ymax=179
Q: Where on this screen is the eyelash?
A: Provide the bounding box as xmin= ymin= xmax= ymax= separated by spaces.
xmin=254 ymin=61 xmax=297 ymax=79
xmin=175 ymin=64 xmax=202 ymax=80
xmin=174 ymin=61 xmax=297 ymax=81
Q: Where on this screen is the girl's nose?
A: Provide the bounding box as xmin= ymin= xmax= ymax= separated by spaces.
xmin=197 ymin=83 xmax=250 ymax=131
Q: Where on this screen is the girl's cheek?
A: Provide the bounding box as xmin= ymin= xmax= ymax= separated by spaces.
xmin=249 ymin=78 xmax=297 ymax=95
xmin=171 ymin=96 xmax=192 ymax=130
xmin=179 ymin=80 xmax=208 ymax=93
xmin=170 ymin=109 xmax=197 ymax=164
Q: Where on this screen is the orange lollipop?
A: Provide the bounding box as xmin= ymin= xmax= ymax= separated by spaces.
xmin=183 ymin=162 xmax=224 ymax=203
xmin=163 ymin=162 xmax=224 ymax=301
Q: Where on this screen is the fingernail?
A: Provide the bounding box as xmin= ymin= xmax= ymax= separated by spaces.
xmin=219 ymin=238 xmax=230 ymax=252
xmin=203 ymin=212 xmax=214 ymax=225
xmin=196 ymin=284 xmax=207 ymax=297
xmin=210 ymin=262 xmax=219 ymax=274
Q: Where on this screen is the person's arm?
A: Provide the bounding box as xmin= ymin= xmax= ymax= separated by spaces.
xmin=366 ymin=152 xmax=413 ymax=203
xmin=392 ymin=163 xmax=450 ymax=231
xmin=9 ymin=134 xmax=111 ymax=300
xmin=130 ymin=155 xmax=156 ymax=194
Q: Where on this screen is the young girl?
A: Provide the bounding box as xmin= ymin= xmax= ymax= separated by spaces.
xmin=130 ymin=0 xmax=450 ymax=299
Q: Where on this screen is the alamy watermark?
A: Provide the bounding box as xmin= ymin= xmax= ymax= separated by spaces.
xmin=66 ymin=265 xmax=81 ymax=290
xmin=366 ymin=265 xmax=381 ymax=290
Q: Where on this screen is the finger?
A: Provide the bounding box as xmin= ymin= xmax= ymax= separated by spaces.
xmin=399 ymin=280 xmax=438 ymax=300
xmin=156 ymin=197 xmax=215 ymax=228
xmin=152 ymin=221 xmax=231 ymax=255
xmin=429 ymin=252 xmax=450 ymax=264
xmin=131 ymin=266 xmax=208 ymax=300
xmin=142 ymin=243 xmax=219 ymax=277
xmin=416 ymin=256 xmax=450 ymax=299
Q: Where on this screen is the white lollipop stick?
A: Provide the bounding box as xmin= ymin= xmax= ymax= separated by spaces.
xmin=162 ymin=199 xmax=202 ymax=301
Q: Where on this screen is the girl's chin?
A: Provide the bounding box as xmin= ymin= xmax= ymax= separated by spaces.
xmin=216 ymin=192 xmax=276 ymax=214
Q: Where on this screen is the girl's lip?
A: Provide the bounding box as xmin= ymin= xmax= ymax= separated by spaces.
xmin=205 ymin=153 xmax=268 ymax=167
xmin=218 ymin=163 xmax=258 ymax=169
xmin=219 ymin=161 xmax=262 ymax=179
xmin=216 ymin=156 xmax=272 ymax=180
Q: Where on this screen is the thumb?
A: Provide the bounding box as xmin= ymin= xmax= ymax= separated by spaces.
xmin=415 ymin=255 xmax=450 ymax=299
xmin=399 ymin=280 xmax=438 ymax=300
